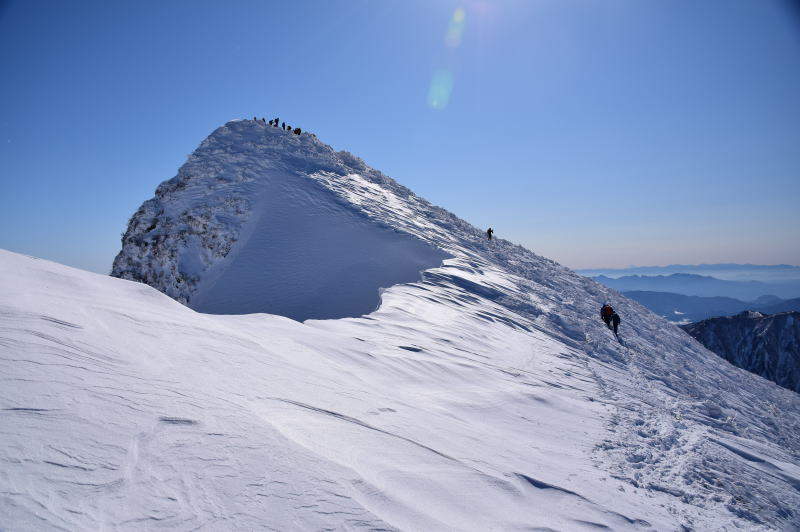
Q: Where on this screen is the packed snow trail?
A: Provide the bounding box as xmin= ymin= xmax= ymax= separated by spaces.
xmin=3 ymin=120 xmax=800 ymax=530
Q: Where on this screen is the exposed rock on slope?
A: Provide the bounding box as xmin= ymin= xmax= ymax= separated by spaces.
xmin=682 ymin=311 xmax=800 ymax=393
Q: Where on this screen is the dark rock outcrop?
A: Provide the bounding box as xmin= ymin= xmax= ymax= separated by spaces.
xmin=682 ymin=311 xmax=800 ymax=393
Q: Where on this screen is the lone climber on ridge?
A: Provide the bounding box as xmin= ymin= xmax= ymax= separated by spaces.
xmin=600 ymin=304 xmax=613 ymax=329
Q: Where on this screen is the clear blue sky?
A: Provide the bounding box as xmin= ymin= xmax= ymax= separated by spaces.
xmin=1 ymin=0 xmax=798 ymax=272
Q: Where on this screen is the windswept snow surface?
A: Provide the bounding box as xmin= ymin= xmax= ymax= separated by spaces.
xmin=111 ymin=121 xmax=449 ymax=320
xmin=3 ymin=120 xmax=800 ymax=530
xmin=190 ymin=179 xmax=449 ymax=320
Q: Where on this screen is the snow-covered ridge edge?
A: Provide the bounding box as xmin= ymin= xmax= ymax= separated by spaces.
xmin=111 ymin=119 xmax=444 ymax=307
xmin=5 ymin=237 xmax=800 ymax=530
xmin=104 ymin=119 xmax=800 ymax=528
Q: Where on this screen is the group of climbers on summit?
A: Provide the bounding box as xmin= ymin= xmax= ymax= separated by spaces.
xmin=253 ymin=116 xmax=302 ymax=135
xmin=600 ymin=304 xmax=621 ymax=335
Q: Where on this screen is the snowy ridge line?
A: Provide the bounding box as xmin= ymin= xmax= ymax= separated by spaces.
xmin=3 ymin=239 xmax=800 ymax=529
xmin=106 ymin=117 xmax=800 ymax=528
xmin=113 ymin=120 xmax=451 ymax=320
xmin=3 ymin=118 xmax=800 ymax=529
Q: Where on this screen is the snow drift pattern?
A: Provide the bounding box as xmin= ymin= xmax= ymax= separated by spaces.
xmin=112 ymin=121 xmax=449 ymax=320
xmin=2 ymin=120 xmax=800 ymax=530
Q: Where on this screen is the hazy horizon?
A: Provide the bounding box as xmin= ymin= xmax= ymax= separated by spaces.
xmin=576 ymin=263 xmax=800 ymax=272
xmin=575 ymin=263 xmax=800 ymax=287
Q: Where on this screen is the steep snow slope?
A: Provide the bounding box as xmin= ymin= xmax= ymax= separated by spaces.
xmin=3 ymin=120 xmax=800 ymax=530
xmin=9 ymin=251 xmax=800 ymax=531
xmin=682 ymin=311 xmax=800 ymax=393
xmin=111 ymin=122 xmax=449 ymax=320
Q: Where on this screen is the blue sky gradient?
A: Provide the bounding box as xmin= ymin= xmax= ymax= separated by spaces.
xmin=1 ymin=0 xmax=798 ymax=272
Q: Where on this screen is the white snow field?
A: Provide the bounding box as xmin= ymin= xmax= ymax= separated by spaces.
xmin=2 ymin=121 xmax=800 ymax=531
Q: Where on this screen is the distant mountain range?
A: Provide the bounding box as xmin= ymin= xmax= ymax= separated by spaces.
xmin=624 ymin=291 xmax=800 ymax=323
xmin=577 ymin=263 xmax=800 ymax=282
xmin=584 ymin=263 xmax=800 ymax=395
xmin=591 ymin=273 xmax=800 ymax=301
xmin=682 ymin=311 xmax=800 ymax=394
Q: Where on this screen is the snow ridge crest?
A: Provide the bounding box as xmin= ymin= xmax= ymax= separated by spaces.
xmin=6 ymin=118 xmax=800 ymax=530
xmin=111 ymin=119 xmax=448 ymax=319
xmin=114 ymin=121 xmax=401 ymax=303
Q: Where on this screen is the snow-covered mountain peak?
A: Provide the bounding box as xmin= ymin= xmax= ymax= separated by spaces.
xmin=112 ymin=119 xmax=454 ymax=320
xmin=4 ymin=120 xmax=800 ymax=530
xmin=112 ymin=118 xmax=566 ymax=323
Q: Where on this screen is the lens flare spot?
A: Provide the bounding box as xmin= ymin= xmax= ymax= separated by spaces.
xmin=427 ymin=70 xmax=454 ymax=110
xmin=445 ymin=7 xmax=466 ymax=48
